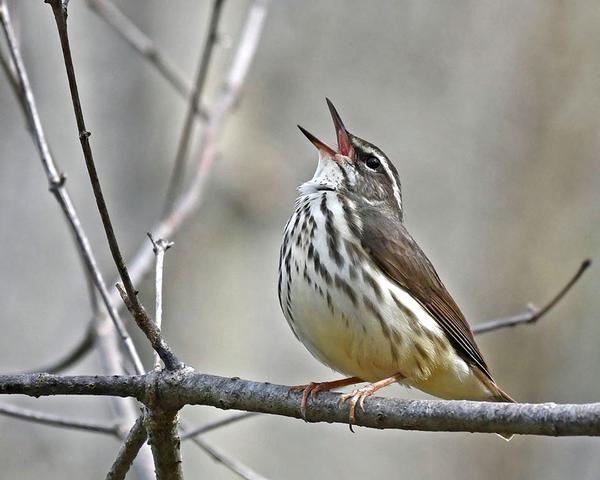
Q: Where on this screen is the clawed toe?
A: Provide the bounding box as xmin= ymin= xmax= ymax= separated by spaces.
xmin=340 ymin=386 xmax=375 ymax=431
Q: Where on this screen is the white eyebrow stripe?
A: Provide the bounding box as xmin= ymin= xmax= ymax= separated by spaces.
xmin=378 ymin=156 xmax=402 ymax=211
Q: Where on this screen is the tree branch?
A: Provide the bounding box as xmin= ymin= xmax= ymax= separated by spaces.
xmin=163 ymin=0 xmax=225 ymax=211
xmin=0 ymin=0 xmax=144 ymax=375
xmin=20 ymin=319 xmax=96 ymax=374
xmin=45 ymin=0 xmax=183 ymax=372
xmin=148 ymin=235 xmax=174 ymax=370
xmin=145 ymin=407 xmax=183 ymax=480
xmin=85 ymin=0 xmax=206 ymax=118
xmin=106 ymin=415 xmax=148 ymax=480
xmin=0 ymin=401 xmax=120 ymax=436
xmin=108 ymin=0 xmax=269 ymax=314
xmin=473 ymin=259 xmax=591 ymax=335
xmin=189 ymin=436 xmax=268 ymax=480
xmin=1 ymin=371 xmax=599 ymax=437
xmin=181 ymin=412 xmax=257 ymax=440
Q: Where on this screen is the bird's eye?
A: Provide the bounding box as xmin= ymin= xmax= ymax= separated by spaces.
xmin=365 ymin=156 xmax=381 ymax=170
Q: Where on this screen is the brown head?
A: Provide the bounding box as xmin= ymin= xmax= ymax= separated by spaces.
xmin=298 ymin=99 xmax=404 ymax=222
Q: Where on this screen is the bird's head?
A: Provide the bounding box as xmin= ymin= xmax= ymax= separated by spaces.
xmin=298 ymin=99 xmax=403 ymax=220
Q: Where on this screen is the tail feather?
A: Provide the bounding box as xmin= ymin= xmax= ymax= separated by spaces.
xmin=472 ymin=369 xmax=516 ymax=441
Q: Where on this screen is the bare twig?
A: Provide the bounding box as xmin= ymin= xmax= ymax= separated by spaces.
xmin=2 ymin=371 xmax=600 ymax=437
xmin=45 ymin=0 xmax=183 ymax=372
xmin=0 ymin=401 xmax=120 ymax=436
xmin=181 ymin=412 xmax=257 ymax=440
xmin=109 ymin=0 xmax=269 ymax=312
xmin=148 ymin=234 xmax=174 ymax=369
xmin=474 ymin=259 xmax=591 ymax=335
xmin=190 ymin=436 xmax=268 ymax=480
xmin=145 ymin=407 xmax=183 ymax=480
xmin=164 ymin=0 xmax=225 ymax=211
xmin=85 ymin=0 xmax=207 ymax=118
xmin=106 ymin=415 xmax=148 ymax=480
xmin=0 ymin=0 xmax=144 ymax=375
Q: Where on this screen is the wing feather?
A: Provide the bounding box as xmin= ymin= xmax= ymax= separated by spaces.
xmin=360 ymin=216 xmax=492 ymax=380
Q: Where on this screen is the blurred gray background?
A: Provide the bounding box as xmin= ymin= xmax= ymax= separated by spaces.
xmin=1 ymin=1 xmax=599 ymax=478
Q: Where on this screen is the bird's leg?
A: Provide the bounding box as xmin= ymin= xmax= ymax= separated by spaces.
xmin=289 ymin=376 xmax=364 ymax=419
xmin=340 ymin=372 xmax=405 ymax=431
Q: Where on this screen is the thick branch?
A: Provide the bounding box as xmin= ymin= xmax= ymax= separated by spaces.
xmin=145 ymin=407 xmax=183 ymax=480
xmin=106 ymin=416 xmax=148 ymax=480
xmin=45 ymin=0 xmax=183 ymax=371
xmin=1 ymin=372 xmax=599 ymax=437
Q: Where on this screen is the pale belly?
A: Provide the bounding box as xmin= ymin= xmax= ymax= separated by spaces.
xmin=279 ymin=191 xmax=495 ymax=401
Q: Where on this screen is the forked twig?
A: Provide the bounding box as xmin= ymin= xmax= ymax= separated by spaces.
xmin=45 ymin=0 xmax=183 ymax=372
xmin=473 ymin=259 xmax=591 ymax=335
xmin=0 ymin=0 xmax=144 ymax=375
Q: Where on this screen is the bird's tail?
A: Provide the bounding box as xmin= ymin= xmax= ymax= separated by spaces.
xmin=473 ymin=370 xmax=516 ymax=441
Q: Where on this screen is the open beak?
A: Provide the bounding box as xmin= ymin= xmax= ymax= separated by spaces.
xmin=326 ymin=98 xmax=352 ymax=157
xmin=297 ymin=125 xmax=336 ymax=157
xmin=298 ymin=98 xmax=353 ymax=158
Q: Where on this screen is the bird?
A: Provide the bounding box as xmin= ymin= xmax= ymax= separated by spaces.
xmin=277 ymin=98 xmax=514 ymax=430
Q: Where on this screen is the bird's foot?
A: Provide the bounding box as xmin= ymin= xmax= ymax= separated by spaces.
xmin=289 ymin=377 xmax=363 ymax=420
xmin=339 ymin=372 xmax=405 ymax=432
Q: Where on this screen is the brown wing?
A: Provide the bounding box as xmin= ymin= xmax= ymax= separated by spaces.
xmin=360 ymin=216 xmax=492 ymax=380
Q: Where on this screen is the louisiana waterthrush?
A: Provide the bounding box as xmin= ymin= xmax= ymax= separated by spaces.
xmin=278 ymin=99 xmax=514 ymax=427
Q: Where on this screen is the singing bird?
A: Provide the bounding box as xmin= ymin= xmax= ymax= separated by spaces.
xmin=278 ymin=99 xmax=514 ymax=426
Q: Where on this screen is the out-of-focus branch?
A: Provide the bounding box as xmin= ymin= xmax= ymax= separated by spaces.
xmin=148 ymin=234 xmax=174 ymax=369
xmin=189 ymin=436 xmax=268 ymax=480
xmin=1 ymin=371 xmax=600 ymax=437
xmin=474 ymin=259 xmax=591 ymax=335
xmin=21 ymin=320 xmax=96 ymax=374
xmin=110 ymin=0 xmax=269 ymax=312
xmin=164 ymin=0 xmax=225 ymax=211
xmin=105 ymin=415 xmax=148 ymax=480
xmin=85 ymin=0 xmax=207 ymax=118
xmin=45 ymin=0 xmax=183 ymax=372
xmin=0 ymin=402 xmax=120 ymax=436
xmin=181 ymin=412 xmax=257 ymax=440
xmin=0 ymin=0 xmax=144 ymax=375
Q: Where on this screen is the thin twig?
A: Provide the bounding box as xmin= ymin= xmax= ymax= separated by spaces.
xmin=0 ymin=402 xmax=120 ymax=436
xmin=181 ymin=412 xmax=257 ymax=440
xmin=45 ymin=0 xmax=183 ymax=372
xmin=109 ymin=0 xmax=269 ymax=313
xmin=0 ymin=0 xmax=144 ymax=375
xmin=473 ymin=259 xmax=591 ymax=335
xmin=148 ymin=234 xmax=174 ymax=369
xmin=85 ymin=0 xmax=207 ymax=118
xmin=190 ymin=436 xmax=269 ymax=480
xmin=163 ymin=0 xmax=225 ymax=212
xmin=106 ymin=415 xmax=148 ymax=480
